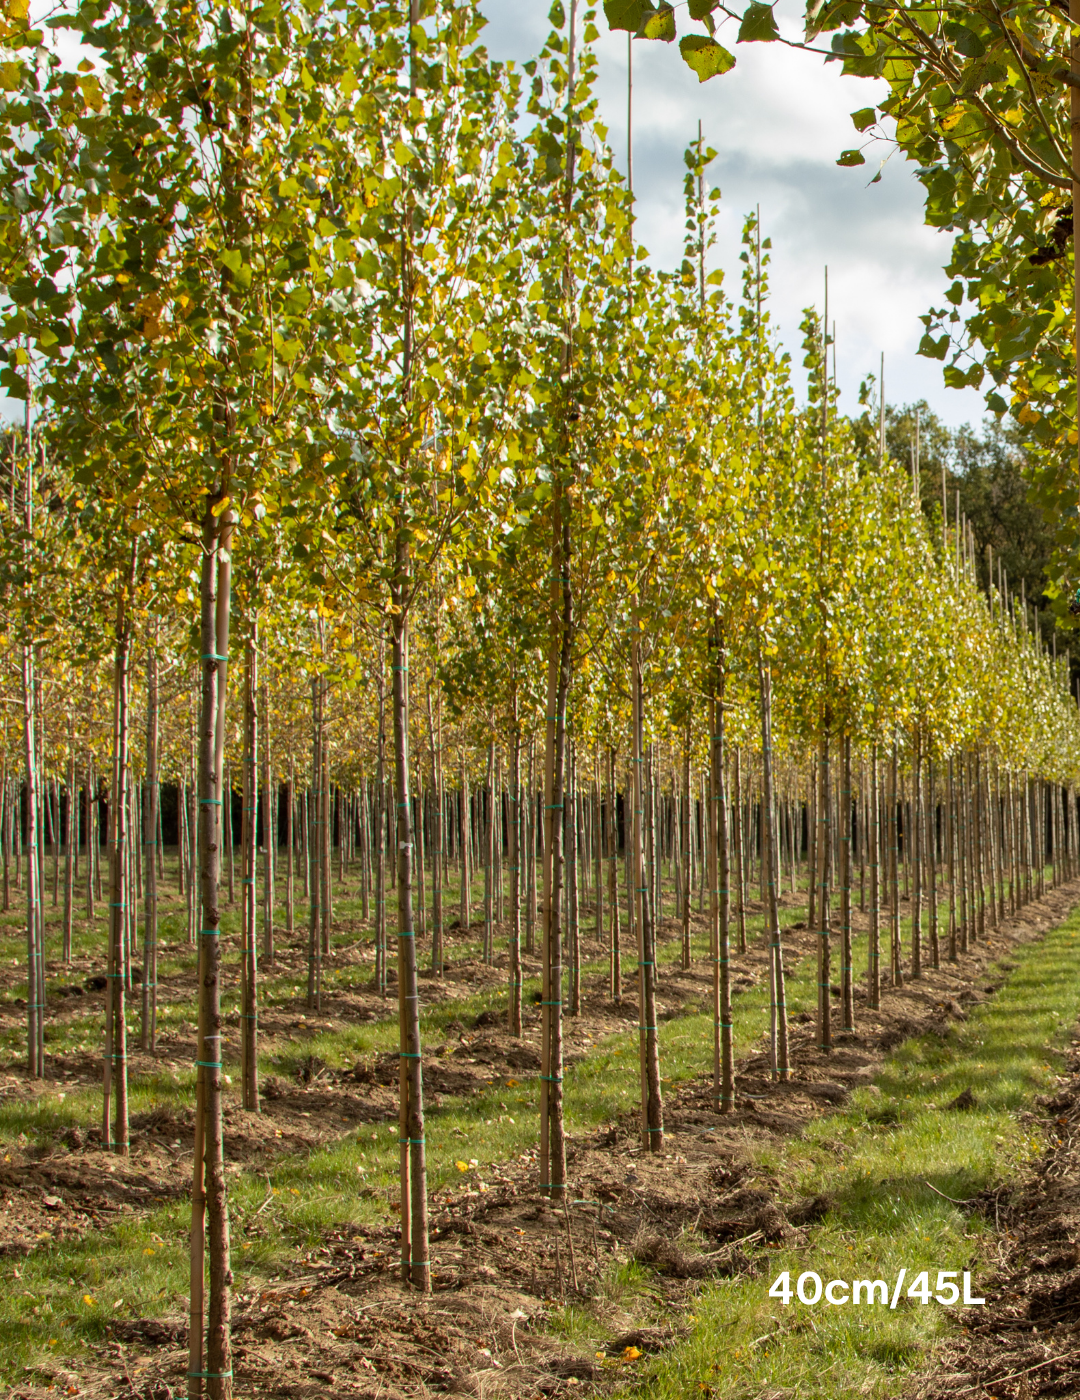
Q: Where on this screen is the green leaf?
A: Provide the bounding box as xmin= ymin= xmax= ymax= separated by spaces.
xmin=850 ymin=107 xmax=876 ymax=132
xmin=604 ymin=0 xmax=647 ymax=29
xmin=836 ymin=149 xmax=866 ymax=166
xmin=687 ymin=0 xmax=718 ymax=17
xmin=737 ymin=3 xmax=779 ymax=43
xmin=218 ymin=248 xmax=252 ymax=287
xmin=640 ymin=3 xmax=675 ymax=41
xmin=943 ymin=21 xmax=985 ymax=58
xmin=944 ymin=362 xmax=983 ymax=389
xmin=918 ymin=332 xmax=950 ymax=360
xmin=679 ymin=34 xmax=735 ymax=79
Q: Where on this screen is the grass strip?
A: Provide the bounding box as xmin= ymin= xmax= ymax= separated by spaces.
xmin=613 ymin=904 xmax=1080 ymax=1399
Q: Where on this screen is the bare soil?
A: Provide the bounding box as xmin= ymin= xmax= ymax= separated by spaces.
xmin=4 ymin=878 xmax=1080 ymax=1399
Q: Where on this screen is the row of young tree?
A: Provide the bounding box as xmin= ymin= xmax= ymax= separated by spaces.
xmin=625 ymin=0 xmax=1080 ymax=619
xmin=2 ymin=1 xmax=1080 ymax=1395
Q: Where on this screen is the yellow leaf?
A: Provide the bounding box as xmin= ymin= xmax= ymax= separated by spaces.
xmin=471 ymin=329 xmax=490 ymax=353
xmin=455 ymin=1160 xmax=470 ymax=1171
xmin=82 ymin=1295 xmax=94 ymax=1306
xmin=623 ymin=1346 xmax=641 ymax=1360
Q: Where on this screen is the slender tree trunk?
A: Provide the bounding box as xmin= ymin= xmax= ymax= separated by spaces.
xmin=632 ymin=619 xmax=663 ymax=1149
xmin=187 ymin=734 xmax=198 ymax=944
xmin=460 ymin=747 xmax=470 ymax=934
xmin=568 ymin=745 xmax=580 ymax=1016
xmin=911 ymin=735 xmax=922 ymax=980
xmin=262 ymin=660 xmax=274 ymax=964
xmin=141 ymin=647 xmax=159 ymax=1051
xmin=958 ymin=758 xmax=970 ymax=954
xmin=816 ymin=726 xmax=832 ymax=1053
xmin=808 ymin=756 xmax=818 ymax=941
xmin=2 ymin=766 xmax=10 ymax=915
xmin=927 ymin=758 xmax=939 ymax=970
xmin=593 ymin=749 xmax=604 ymax=970
xmin=21 ymin=647 xmax=42 ymax=1077
xmin=375 ymin=657 xmax=387 ymax=996
xmin=307 ymin=675 xmax=322 ymax=1011
xmin=868 ymin=744 xmax=885 ymax=1008
xmin=484 ymin=737 xmax=494 ymax=965
xmin=948 ymin=758 xmax=958 ymax=961
xmin=509 ymin=713 xmax=522 ymax=1035
xmin=390 ymin=574 xmax=429 ymax=1290
xmin=63 ymin=749 xmax=75 ymax=964
xmin=709 ymin=626 xmax=733 ymax=1112
xmin=858 ymin=764 xmax=866 ymax=914
xmin=104 ymin=561 xmax=136 ymax=1154
xmin=608 ymin=745 xmax=620 ymax=1002
xmin=681 ymin=725 xmax=691 ymax=971
xmin=733 ymin=747 xmax=746 ymax=955
xmin=427 ymin=687 xmax=443 ymax=975
xmin=758 ymin=650 xmax=789 ymax=1080
xmin=840 ymin=733 xmax=853 ymax=1031
xmin=240 ymin=629 xmax=259 ymax=1112
xmin=540 ymin=475 xmax=571 ymax=1198
xmin=49 ymin=778 xmax=59 ymax=906
xmin=889 ymin=742 xmax=902 ymax=985
xmin=415 ymin=778 xmax=426 ymax=944
xmin=987 ymin=759 xmax=1000 ymax=926
xmin=320 ymin=734 xmax=331 ymax=957
xmin=189 ymin=509 xmax=234 ymax=1400
xmin=285 ymin=765 xmax=294 ymax=939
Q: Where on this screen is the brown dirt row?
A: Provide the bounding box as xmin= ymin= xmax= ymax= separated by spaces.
xmin=6 ymin=879 xmax=1078 ymax=1399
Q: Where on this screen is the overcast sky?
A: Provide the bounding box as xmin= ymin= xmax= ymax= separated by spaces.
xmin=479 ymin=0 xmax=986 ymax=430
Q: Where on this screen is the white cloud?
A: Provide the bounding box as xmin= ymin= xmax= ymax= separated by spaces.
xmin=480 ymin=0 xmax=986 ymax=428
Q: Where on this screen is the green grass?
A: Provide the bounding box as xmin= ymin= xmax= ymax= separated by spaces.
xmin=0 ymin=846 xmax=1058 ymax=1390
xmin=0 ymin=848 xmax=816 ymax=1384
xmin=613 ymin=901 xmax=1080 ymax=1399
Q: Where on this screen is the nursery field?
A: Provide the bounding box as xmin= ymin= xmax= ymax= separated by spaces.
xmin=7 ymin=0 xmax=1080 ymax=1397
